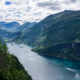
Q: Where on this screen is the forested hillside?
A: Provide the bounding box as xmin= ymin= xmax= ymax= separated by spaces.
xmin=0 ymin=42 xmax=32 ymax=80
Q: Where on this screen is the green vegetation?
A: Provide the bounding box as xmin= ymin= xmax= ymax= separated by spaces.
xmin=33 ymin=43 xmax=80 ymax=61
xmin=0 ymin=42 xmax=32 ymax=80
xmin=0 ymin=10 xmax=80 ymax=61
xmin=16 ymin=10 xmax=80 ymax=61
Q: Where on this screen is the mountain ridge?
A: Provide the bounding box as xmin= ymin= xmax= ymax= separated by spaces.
xmin=0 ymin=10 xmax=80 ymax=61
xmin=16 ymin=10 xmax=80 ymax=61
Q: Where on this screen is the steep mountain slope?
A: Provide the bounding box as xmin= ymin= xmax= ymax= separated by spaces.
xmin=1 ymin=10 xmax=80 ymax=61
xmin=18 ymin=10 xmax=80 ymax=46
xmin=0 ymin=42 xmax=32 ymax=80
xmin=17 ymin=10 xmax=80 ymax=61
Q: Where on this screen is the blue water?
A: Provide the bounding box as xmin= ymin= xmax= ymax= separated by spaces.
xmin=7 ymin=43 xmax=80 ymax=80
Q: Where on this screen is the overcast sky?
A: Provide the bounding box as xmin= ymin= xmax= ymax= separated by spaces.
xmin=0 ymin=0 xmax=80 ymax=23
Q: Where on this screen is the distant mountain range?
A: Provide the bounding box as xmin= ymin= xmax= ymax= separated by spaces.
xmin=0 ymin=21 xmax=36 ymax=42
xmin=0 ymin=10 xmax=80 ymax=61
xmin=0 ymin=22 xmax=20 ymax=32
xmin=0 ymin=21 xmax=36 ymax=32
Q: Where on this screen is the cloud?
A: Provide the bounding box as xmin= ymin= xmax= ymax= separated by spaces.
xmin=49 ymin=6 xmax=61 ymax=11
xmin=0 ymin=0 xmax=79 ymax=24
xmin=37 ymin=1 xmax=61 ymax=11
xmin=70 ymin=0 xmax=77 ymax=2
xmin=33 ymin=12 xmax=41 ymax=16
xmin=37 ymin=0 xmax=80 ymax=11
xmin=37 ymin=2 xmax=54 ymax=7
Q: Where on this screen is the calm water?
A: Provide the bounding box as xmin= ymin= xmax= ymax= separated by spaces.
xmin=7 ymin=43 xmax=80 ymax=80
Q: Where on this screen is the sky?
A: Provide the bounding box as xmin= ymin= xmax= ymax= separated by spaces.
xmin=0 ymin=0 xmax=80 ymax=24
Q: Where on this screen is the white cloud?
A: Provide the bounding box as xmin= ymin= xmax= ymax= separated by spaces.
xmin=0 ymin=0 xmax=80 ymax=24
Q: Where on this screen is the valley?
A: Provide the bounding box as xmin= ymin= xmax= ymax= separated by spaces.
xmin=1 ymin=10 xmax=80 ymax=61
xmin=0 ymin=10 xmax=80 ymax=80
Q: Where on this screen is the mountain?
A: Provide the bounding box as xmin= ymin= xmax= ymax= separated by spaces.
xmin=0 ymin=42 xmax=32 ymax=80
xmin=15 ymin=10 xmax=80 ymax=61
xmin=0 ymin=10 xmax=80 ymax=61
xmin=0 ymin=29 xmax=14 ymax=42
xmin=0 ymin=21 xmax=36 ymax=42
xmin=0 ymin=21 xmax=36 ymax=32
xmin=0 ymin=22 xmax=20 ymax=32
xmin=16 ymin=22 xmax=37 ymax=31
xmin=0 ymin=29 xmax=21 ymax=44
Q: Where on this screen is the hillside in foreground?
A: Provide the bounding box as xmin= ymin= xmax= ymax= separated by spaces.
xmin=0 ymin=41 xmax=32 ymax=80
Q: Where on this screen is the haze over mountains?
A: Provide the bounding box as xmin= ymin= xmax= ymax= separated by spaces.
xmin=0 ymin=21 xmax=36 ymax=32
xmin=0 ymin=10 xmax=80 ymax=61
xmin=0 ymin=22 xmax=36 ymax=42
xmin=0 ymin=22 xmax=20 ymax=32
